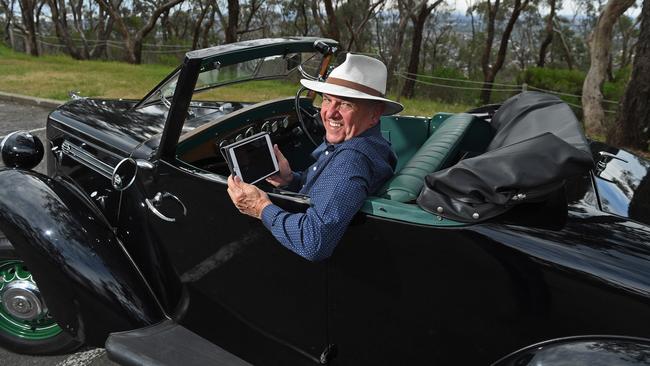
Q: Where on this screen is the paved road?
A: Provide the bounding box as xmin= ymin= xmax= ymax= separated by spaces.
xmin=0 ymin=99 xmax=118 ymax=365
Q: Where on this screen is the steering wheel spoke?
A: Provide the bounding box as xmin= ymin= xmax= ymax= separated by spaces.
xmin=295 ymin=87 xmax=324 ymax=147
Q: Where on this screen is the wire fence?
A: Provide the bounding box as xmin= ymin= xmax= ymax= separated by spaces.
xmin=394 ymin=71 xmax=619 ymax=114
xmin=7 ymin=32 xmax=188 ymax=64
xmin=4 ymin=32 xmax=622 ymax=115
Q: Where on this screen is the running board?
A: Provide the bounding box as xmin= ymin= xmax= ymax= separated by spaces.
xmin=106 ymin=320 xmax=252 ymax=366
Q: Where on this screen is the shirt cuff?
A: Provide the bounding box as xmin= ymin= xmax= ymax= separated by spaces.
xmin=261 ymin=204 xmax=284 ymax=230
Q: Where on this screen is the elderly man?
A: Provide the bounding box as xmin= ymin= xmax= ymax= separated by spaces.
xmin=227 ymin=54 xmax=403 ymax=261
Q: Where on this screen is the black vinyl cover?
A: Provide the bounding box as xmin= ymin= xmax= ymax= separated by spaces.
xmin=417 ymin=92 xmax=594 ymax=222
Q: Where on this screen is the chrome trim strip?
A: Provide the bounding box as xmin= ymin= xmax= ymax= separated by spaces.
xmin=61 ymin=141 xmax=114 ymax=178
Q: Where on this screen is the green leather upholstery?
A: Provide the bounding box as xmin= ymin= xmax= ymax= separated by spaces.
xmin=378 ymin=113 xmax=478 ymax=202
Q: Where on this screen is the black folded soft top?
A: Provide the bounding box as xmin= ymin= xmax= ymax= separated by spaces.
xmin=417 ymin=91 xmax=595 ymax=222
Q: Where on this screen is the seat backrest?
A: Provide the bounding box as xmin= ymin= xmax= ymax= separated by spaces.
xmin=378 ymin=113 xmax=488 ymax=202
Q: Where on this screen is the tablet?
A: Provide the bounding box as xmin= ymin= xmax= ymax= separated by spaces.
xmin=221 ymin=132 xmax=279 ymax=184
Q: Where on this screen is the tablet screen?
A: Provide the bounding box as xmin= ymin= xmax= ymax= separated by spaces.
xmin=228 ymin=134 xmax=278 ymax=184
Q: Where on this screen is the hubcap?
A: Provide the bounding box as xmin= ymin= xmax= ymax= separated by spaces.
xmin=0 ymin=260 xmax=62 ymax=340
xmin=2 ymin=280 xmax=44 ymax=320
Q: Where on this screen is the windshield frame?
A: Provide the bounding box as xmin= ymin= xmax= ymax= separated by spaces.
xmin=135 ymin=38 xmax=336 ymax=109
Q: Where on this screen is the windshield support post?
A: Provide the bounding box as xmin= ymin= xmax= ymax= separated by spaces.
xmin=157 ymin=56 xmax=202 ymax=161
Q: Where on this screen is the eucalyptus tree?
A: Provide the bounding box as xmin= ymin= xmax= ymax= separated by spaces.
xmin=96 ymin=0 xmax=187 ymax=63
xmin=610 ymin=0 xmax=650 ymax=150
xmin=400 ymin=0 xmax=445 ymax=98
xmin=478 ymin=0 xmax=533 ymax=103
xmin=0 ymin=0 xmax=44 ymax=55
xmin=581 ymin=0 xmax=635 ymax=136
xmin=537 ymin=0 xmax=560 ymax=66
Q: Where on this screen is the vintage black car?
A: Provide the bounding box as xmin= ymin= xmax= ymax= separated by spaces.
xmin=1 ymin=37 xmax=650 ymax=365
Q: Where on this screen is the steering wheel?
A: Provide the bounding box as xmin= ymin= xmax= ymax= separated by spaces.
xmin=295 ymin=87 xmax=324 ymax=147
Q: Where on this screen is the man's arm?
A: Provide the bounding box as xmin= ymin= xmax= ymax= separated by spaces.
xmin=260 ymin=149 xmax=372 ymax=261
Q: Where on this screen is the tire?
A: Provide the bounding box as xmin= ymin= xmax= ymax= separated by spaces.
xmin=0 ymin=231 xmax=82 ymax=355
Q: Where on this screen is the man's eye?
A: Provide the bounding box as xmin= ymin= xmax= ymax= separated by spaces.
xmin=341 ymin=103 xmax=354 ymax=110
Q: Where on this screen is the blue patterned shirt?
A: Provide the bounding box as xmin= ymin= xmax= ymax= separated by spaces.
xmin=261 ymin=124 xmax=396 ymax=261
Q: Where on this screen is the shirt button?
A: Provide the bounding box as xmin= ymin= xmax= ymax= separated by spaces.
xmin=325 ymin=151 xmax=329 ymax=155
xmin=313 ymin=166 xmax=317 ymax=171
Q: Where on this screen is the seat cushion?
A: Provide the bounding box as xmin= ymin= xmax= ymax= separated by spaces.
xmin=379 ymin=113 xmax=476 ymax=202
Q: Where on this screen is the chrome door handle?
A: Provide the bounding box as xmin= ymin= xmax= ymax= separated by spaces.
xmin=145 ymin=192 xmax=187 ymax=222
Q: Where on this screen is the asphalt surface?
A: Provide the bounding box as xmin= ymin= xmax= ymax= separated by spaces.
xmin=0 ymin=99 xmax=118 ymax=365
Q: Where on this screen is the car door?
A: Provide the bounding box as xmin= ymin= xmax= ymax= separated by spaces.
xmin=135 ymin=158 xmax=328 ymax=366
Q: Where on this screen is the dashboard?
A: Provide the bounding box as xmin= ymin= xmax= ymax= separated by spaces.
xmin=177 ymin=97 xmax=316 ymax=175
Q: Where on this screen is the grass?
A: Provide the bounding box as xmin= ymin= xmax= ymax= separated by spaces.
xmin=0 ymin=45 xmax=470 ymax=116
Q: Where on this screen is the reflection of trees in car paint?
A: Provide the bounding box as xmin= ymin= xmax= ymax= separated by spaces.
xmin=594 ymin=145 xmax=650 ymax=224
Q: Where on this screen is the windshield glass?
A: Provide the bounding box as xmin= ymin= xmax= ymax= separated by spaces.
xmin=143 ymin=52 xmax=321 ymax=106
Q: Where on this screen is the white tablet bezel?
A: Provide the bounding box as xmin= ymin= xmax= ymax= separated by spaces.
xmin=227 ymin=133 xmax=279 ymax=184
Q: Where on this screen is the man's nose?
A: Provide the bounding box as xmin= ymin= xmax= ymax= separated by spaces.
xmin=323 ymin=103 xmax=341 ymax=119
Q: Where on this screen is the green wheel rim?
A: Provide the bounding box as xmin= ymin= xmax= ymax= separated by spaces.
xmin=0 ymin=260 xmax=63 ymax=340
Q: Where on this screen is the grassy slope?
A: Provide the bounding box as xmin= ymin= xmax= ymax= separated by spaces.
xmin=0 ymin=45 xmax=470 ymax=116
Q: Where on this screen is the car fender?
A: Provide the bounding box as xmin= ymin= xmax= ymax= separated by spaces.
xmin=491 ymin=335 xmax=650 ymax=366
xmin=0 ymin=168 xmax=166 ymax=346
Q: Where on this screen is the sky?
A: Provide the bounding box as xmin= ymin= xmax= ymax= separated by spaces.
xmin=445 ymin=0 xmax=642 ymax=18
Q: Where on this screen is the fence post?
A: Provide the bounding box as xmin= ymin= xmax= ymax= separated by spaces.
xmin=521 ymin=83 xmax=528 ymax=92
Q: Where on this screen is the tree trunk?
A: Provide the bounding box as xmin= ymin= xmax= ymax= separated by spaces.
xmin=48 ymin=0 xmax=84 ymax=59
xmin=225 ymin=0 xmax=239 ymax=43
xmin=479 ymin=0 xmax=499 ymax=103
xmin=386 ymin=1 xmax=409 ymax=89
xmin=323 ymin=0 xmax=339 ymax=41
xmin=201 ymin=3 xmax=216 ymax=48
xmin=480 ymin=0 xmax=528 ymax=104
xmin=401 ymin=0 xmax=442 ymax=98
xmin=582 ymin=0 xmax=635 ymax=136
xmin=96 ymin=0 xmax=186 ymax=63
xmin=554 ymin=26 xmax=574 ymax=69
xmin=192 ymin=1 xmax=210 ymax=49
xmin=537 ymin=0 xmax=556 ymax=67
xmin=609 ymin=0 xmax=650 ymax=150
xmin=19 ymin=0 xmax=39 ymax=56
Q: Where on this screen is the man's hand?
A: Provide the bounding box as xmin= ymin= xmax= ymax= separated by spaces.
xmin=227 ymin=175 xmax=272 ymax=219
xmin=266 ymin=144 xmax=293 ymax=187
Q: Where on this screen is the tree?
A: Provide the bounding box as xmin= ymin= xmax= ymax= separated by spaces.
xmin=0 ymin=0 xmax=44 ymax=56
xmin=609 ymin=0 xmax=650 ymax=150
xmin=400 ymin=0 xmax=444 ymax=98
xmin=48 ymin=0 xmax=86 ymax=59
xmin=537 ymin=0 xmax=557 ymax=67
xmin=479 ymin=0 xmax=532 ymax=104
xmin=96 ymin=0 xmax=186 ymax=63
xmin=311 ymin=0 xmax=339 ymax=41
xmin=581 ymin=0 xmax=635 ymax=136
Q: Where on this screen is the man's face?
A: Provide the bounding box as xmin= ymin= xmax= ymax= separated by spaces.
xmin=320 ymin=94 xmax=384 ymax=144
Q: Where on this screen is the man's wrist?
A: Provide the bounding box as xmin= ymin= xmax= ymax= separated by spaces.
xmin=256 ymin=198 xmax=273 ymax=219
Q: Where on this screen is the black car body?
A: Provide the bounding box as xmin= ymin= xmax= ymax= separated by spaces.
xmin=1 ymin=37 xmax=650 ymax=365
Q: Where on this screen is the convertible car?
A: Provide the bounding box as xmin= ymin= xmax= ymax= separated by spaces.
xmin=1 ymin=37 xmax=650 ymax=365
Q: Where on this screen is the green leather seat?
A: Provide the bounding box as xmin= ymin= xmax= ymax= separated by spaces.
xmin=379 ymin=113 xmax=478 ymax=202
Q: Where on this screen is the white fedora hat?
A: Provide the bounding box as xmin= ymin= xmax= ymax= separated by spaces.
xmin=300 ymin=53 xmax=403 ymax=116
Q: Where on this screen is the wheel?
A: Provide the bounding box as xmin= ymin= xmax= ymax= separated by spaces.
xmin=0 ymin=236 xmax=81 ymax=355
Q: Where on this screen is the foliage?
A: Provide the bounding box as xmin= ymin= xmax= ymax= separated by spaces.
xmin=0 ymin=44 xmax=467 ymax=116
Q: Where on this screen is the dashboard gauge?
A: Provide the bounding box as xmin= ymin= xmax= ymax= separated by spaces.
xmin=245 ymin=127 xmax=255 ymax=137
xmin=271 ymin=121 xmax=279 ymax=133
xmin=235 ymin=134 xmax=244 ymax=142
xmin=261 ymin=121 xmax=271 ymax=133
xmin=219 ymin=140 xmax=228 ymax=149
xmin=281 ymin=116 xmax=289 ymax=128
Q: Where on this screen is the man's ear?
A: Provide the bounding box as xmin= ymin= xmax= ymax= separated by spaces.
xmin=372 ymin=102 xmax=385 ymax=122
